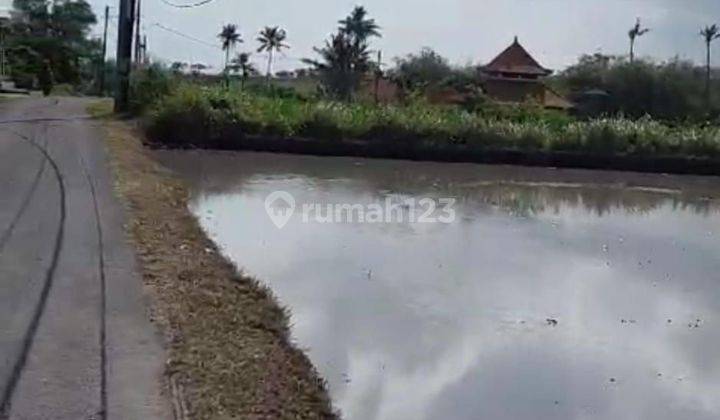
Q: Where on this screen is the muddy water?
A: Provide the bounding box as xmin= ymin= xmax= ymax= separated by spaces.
xmin=156 ymin=151 xmax=720 ymax=420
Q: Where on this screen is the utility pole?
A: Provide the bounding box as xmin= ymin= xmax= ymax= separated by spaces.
xmin=134 ymin=0 xmax=142 ymax=65
xmin=98 ymin=5 xmax=110 ymax=95
xmin=374 ymin=50 xmax=383 ymax=104
xmin=115 ymin=0 xmax=136 ymax=112
xmin=0 ymin=26 xmax=6 ymax=80
xmin=142 ymin=35 xmax=148 ymax=64
xmin=0 ymin=18 xmax=10 ymax=80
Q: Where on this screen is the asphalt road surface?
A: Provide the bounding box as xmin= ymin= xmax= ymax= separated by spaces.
xmin=0 ymin=97 xmax=168 ymax=419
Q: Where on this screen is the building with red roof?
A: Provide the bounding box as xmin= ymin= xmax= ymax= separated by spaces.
xmin=480 ymin=37 xmax=573 ymax=110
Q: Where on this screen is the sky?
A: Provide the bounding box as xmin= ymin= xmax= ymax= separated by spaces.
xmin=2 ymin=0 xmax=720 ymax=73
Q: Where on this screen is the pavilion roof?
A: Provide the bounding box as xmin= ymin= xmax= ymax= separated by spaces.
xmin=482 ymin=37 xmax=552 ymax=76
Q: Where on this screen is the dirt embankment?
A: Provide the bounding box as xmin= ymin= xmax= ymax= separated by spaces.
xmin=93 ymin=105 xmax=336 ymax=419
xmin=176 ymin=133 xmax=720 ymax=176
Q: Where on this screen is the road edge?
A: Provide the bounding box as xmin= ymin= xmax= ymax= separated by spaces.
xmin=90 ymin=102 xmax=337 ymax=419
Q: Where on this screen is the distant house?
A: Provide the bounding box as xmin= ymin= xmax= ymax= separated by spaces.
xmin=480 ymin=37 xmax=573 ymax=111
xmin=358 ymin=74 xmax=401 ymax=104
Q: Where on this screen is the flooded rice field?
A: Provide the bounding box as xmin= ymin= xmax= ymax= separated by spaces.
xmin=156 ymin=151 xmax=720 ymax=420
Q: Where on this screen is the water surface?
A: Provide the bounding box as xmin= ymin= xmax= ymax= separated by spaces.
xmin=156 ymin=151 xmax=720 ymax=420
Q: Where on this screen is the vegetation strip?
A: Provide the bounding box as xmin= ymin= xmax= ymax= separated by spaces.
xmin=91 ymin=104 xmax=335 ymax=419
xmin=142 ymin=86 xmax=720 ymax=176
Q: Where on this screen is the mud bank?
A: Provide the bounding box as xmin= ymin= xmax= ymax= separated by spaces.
xmin=153 ymin=132 xmax=720 ymax=176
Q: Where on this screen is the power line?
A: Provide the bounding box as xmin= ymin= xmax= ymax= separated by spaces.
xmin=148 ymin=23 xmax=306 ymax=60
xmin=159 ymin=0 xmax=218 ymax=8
xmin=151 ymin=22 xmax=221 ymax=49
xmin=255 ymin=52 xmax=306 ymax=63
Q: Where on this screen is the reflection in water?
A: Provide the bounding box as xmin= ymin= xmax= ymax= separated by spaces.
xmin=156 ymin=151 xmax=720 ymax=420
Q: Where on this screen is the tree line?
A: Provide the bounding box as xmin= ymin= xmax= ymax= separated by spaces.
xmin=206 ymin=6 xmax=381 ymax=99
xmin=4 ymin=0 xmax=717 ymax=122
xmin=210 ymin=7 xmax=719 ymax=122
xmin=211 ymin=23 xmax=289 ymax=87
xmin=3 ymin=0 xmax=100 ymax=94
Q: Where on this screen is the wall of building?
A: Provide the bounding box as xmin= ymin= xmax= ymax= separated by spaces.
xmin=483 ymin=78 xmax=545 ymax=104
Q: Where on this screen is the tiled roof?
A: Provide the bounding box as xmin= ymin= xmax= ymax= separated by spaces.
xmin=544 ymin=86 xmax=574 ymax=110
xmin=483 ymin=37 xmax=552 ymax=76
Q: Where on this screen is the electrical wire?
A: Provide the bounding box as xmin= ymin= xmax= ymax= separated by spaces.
xmin=159 ymin=0 xmax=218 ymax=8
xmin=151 ymin=22 xmax=221 ymax=49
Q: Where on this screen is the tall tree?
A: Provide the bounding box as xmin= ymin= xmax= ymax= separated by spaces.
xmin=304 ymin=6 xmax=380 ymax=100
xmin=9 ymin=0 xmax=98 ymax=85
xmin=628 ymin=18 xmax=650 ymax=63
xmin=304 ymin=31 xmax=371 ymax=100
xmin=392 ymin=48 xmax=453 ymax=90
xmin=338 ymin=6 xmax=381 ymax=43
xmin=231 ymin=52 xmax=254 ymax=89
xmin=51 ymin=0 xmax=96 ymax=39
xmin=11 ymin=0 xmax=51 ymax=36
xmin=256 ymin=26 xmax=288 ymax=83
xmin=218 ymin=24 xmax=242 ymax=71
xmin=700 ymin=24 xmax=720 ymax=105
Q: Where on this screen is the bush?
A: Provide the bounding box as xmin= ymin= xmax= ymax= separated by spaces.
xmin=556 ymin=55 xmax=720 ymax=121
xmin=147 ymin=85 xmax=217 ymax=146
xmin=129 ymin=64 xmax=175 ymax=115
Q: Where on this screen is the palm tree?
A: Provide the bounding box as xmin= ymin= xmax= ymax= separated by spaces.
xmin=628 ymin=18 xmax=650 ymax=63
xmin=303 ymin=31 xmax=371 ymax=101
xmin=304 ymin=7 xmax=381 ymax=101
xmin=257 ymin=26 xmax=289 ymax=84
xmin=231 ymin=52 xmax=254 ymax=89
xmin=338 ymin=6 xmax=381 ymax=43
xmin=700 ymin=24 xmax=720 ymax=105
xmin=218 ymin=24 xmax=242 ymax=71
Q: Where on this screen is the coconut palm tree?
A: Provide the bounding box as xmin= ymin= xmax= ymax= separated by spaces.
xmin=700 ymin=24 xmax=720 ymax=105
xmin=304 ymin=6 xmax=381 ymax=101
xmin=256 ymin=26 xmax=289 ymax=84
xmin=628 ymin=18 xmax=650 ymax=63
xmin=218 ymin=24 xmax=242 ymax=71
xmin=231 ymin=52 xmax=255 ymax=89
xmin=338 ymin=6 xmax=381 ymax=43
xmin=303 ymin=31 xmax=371 ymax=101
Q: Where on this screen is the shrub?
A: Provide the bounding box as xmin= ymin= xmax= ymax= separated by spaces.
xmin=129 ymin=64 xmax=176 ymax=115
xmin=147 ymin=85 xmax=217 ymax=146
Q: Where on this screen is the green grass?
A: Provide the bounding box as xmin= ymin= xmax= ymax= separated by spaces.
xmin=145 ymin=83 xmax=720 ymax=159
xmin=87 ymin=99 xmax=114 ymax=119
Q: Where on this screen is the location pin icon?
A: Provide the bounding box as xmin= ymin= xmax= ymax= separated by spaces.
xmin=265 ymin=191 xmax=296 ymax=229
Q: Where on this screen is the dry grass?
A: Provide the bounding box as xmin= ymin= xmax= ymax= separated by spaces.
xmin=93 ymin=102 xmax=336 ymax=419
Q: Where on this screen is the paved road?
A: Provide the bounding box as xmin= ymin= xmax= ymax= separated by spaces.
xmin=0 ymin=97 xmax=168 ymax=419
